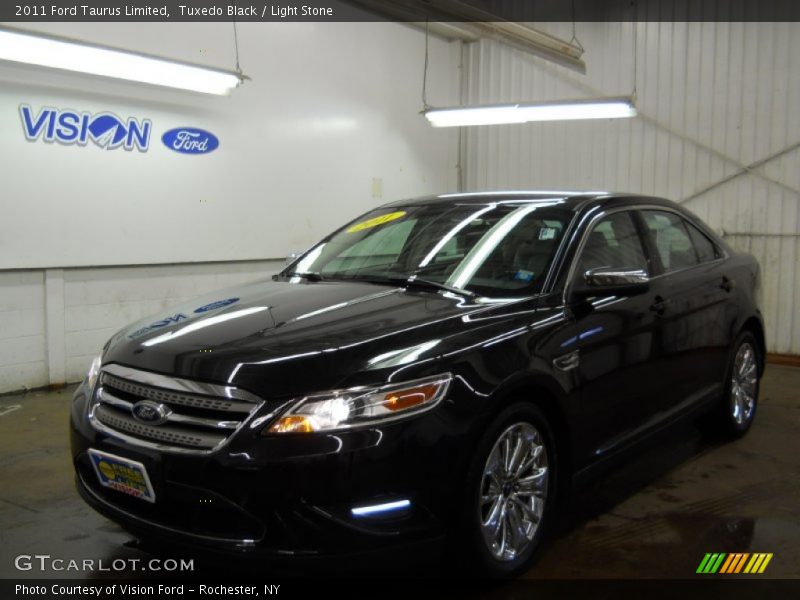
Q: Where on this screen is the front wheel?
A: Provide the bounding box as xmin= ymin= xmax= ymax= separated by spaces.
xmin=457 ymin=403 xmax=556 ymax=578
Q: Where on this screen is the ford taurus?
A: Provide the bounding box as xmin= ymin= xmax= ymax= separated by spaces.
xmin=70 ymin=192 xmax=764 ymax=577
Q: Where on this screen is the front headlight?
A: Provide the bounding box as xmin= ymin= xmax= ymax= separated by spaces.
xmin=85 ymin=355 xmax=102 ymax=393
xmin=266 ymin=373 xmax=452 ymax=434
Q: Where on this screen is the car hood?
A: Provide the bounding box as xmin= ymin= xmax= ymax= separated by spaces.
xmin=102 ymin=278 xmax=527 ymax=399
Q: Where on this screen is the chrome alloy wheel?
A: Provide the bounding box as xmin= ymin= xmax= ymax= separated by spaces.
xmin=478 ymin=422 xmax=548 ymax=562
xmin=731 ymin=342 xmax=758 ymax=425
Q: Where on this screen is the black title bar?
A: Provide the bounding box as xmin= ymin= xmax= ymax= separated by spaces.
xmin=2 ymin=0 xmax=800 ymax=23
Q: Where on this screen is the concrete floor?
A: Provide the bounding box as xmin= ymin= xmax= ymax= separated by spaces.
xmin=0 ymin=366 xmax=798 ymax=580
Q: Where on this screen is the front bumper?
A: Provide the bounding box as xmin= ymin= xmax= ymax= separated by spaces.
xmin=70 ymin=381 xmax=468 ymax=561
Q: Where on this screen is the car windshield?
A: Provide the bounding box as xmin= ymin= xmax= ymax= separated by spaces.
xmin=285 ymin=201 xmax=571 ymax=298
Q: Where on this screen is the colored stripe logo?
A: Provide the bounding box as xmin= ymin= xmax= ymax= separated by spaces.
xmin=697 ymin=553 xmax=773 ymax=574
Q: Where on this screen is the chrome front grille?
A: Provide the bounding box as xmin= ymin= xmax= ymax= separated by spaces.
xmin=100 ymin=372 xmax=254 ymax=412
xmin=88 ymin=364 xmax=264 ymax=454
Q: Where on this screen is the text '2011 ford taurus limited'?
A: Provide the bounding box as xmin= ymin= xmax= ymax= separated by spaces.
xmin=71 ymin=192 xmax=765 ymax=577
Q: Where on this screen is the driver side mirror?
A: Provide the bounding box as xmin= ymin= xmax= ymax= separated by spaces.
xmin=571 ymin=267 xmax=650 ymax=300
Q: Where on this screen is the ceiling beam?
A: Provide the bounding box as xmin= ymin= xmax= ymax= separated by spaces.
xmin=347 ymin=0 xmax=586 ymax=73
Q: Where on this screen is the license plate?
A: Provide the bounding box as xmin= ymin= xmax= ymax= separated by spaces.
xmin=88 ymin=449 xmax=156 ymax=503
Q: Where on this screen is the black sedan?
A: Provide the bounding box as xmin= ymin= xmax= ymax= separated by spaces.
xmin=70 ymin=191 xmax=764 ymax=577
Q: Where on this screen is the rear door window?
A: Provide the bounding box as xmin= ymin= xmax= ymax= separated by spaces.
xmin=640 ymin=210 xmax=699 ymax=273
xmin=685 ymin=221 xmax=720 ymax=263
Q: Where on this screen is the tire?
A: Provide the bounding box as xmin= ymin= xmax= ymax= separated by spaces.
xmin=706 ymin=331 xmax=761 ymax=439
xmin=456 ymin=402 xmax=557 ymax=578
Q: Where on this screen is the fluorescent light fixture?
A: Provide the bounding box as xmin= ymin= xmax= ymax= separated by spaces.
xmin=351 ymin=499 xmax=411 ymax=517
xmin=425 ymin=97 xmax=636 ymax=127
xmin=0 ymin=27 xmax=244 ymax=95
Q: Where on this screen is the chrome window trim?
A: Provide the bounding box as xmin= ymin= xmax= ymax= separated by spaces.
xmin=88 ymin=364 xmax=265 ymax=456
xmin=561 ymin=203 xmax=729 ymax=304
xmin=540 ymin=206 xmax=585 ymax=294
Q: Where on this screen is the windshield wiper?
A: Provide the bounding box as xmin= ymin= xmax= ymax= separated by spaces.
xmin=276 ymin=272 xmax=475 ymax=298
xmin=344 ymin=275 xmax=476 ymax=298
xmin=403 ymin=276 xmax=477 ymax=298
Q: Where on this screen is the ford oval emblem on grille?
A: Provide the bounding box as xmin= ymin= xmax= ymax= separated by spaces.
xmin=131 ymin=400 xmax=171 ymax=425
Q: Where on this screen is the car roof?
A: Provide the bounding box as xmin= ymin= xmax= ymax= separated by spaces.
xmin=380 ymin=191 xmax=678 ymax=212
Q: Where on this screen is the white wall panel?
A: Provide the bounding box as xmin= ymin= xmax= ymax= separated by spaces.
xmin=0 ymin=22 xmax=460 ymax=269
xmin=0 ymin=260 xmax=283 ymax=393
xmin=463 ymin=21 xmax=800 ymax=355
xmin=0 ymin=271 xmax=47 ymax=392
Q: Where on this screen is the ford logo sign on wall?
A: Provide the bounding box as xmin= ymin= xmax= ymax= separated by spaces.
xmin=131 ymin=400 xmax=171 ymax=425
xmin=162 ymin=127 xmax=219 ymax=155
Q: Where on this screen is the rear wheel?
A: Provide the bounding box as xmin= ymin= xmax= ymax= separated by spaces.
xmin=458 ymin=403 xmax=556 ymax=578
xmin=706 ymin=332 xmax=761 ymax=438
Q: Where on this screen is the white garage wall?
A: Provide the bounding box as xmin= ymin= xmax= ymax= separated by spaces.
xmin=0 ymin=21 xmax=459 ymax=268
xmin=0 ymin=21 xmax=460 ymax=393
xmin=463 ymin=22 xmax=800 ymax=355
xmin=0 ymin=261 xmax=286 ymax=393
xmin=0 ymin=271 xmax=47 ymax=392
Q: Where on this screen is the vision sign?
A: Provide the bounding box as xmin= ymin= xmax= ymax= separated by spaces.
xmin=19 ymin=105 xmax=151 ymax=151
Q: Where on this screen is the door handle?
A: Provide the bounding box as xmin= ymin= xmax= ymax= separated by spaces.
xmin=553 ymin=350 xmax=580 ymax=372
xmin=650 ymin=295 xmax=669 ymax=316
xmin=720 ymin=276 xmax=735 ymax=292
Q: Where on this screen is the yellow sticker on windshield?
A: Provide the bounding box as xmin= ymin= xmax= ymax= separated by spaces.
xmin=347 ymin=211 xmax=407 ymax=233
